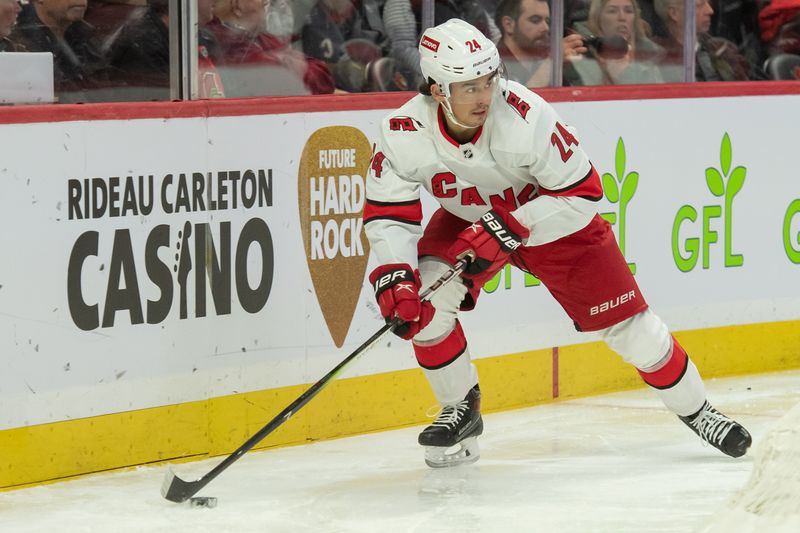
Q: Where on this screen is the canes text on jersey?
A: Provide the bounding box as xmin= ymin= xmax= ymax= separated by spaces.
xmin=432 ymin=171 xmax=537 ymax=209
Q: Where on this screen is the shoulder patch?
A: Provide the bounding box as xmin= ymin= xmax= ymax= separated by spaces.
xmin=389 ymin=116 xmax=423 ymax=132
xmin=505 ymin=91 xmax=531 ymax=120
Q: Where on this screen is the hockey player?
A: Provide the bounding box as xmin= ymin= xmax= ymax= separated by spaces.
xmin=363 ymin=18 xmax=752 ymax=468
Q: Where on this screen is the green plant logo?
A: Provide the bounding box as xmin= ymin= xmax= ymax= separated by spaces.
xmin=672 ymin=133 xmax=745 ymax=272
xmin=784 ymin=199 xmax=800 ymax=264
xmin=600 ymin=138 xmax=638 ymax=275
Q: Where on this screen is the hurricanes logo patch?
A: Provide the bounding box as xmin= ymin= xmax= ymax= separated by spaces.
xmin=506 ymin=91 xmax=531 ymax=120
xmin=389 ymin=117 xmax=421 ymax=132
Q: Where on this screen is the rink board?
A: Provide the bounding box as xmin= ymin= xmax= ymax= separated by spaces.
xmin=2 ymin=84 xmax=800 ymax=488
xmin=2 ymin=320 xmax=799 ymax=489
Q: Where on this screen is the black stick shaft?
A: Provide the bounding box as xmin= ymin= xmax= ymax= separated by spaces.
xmin=162 ymin=260 xmax=465 ymax=502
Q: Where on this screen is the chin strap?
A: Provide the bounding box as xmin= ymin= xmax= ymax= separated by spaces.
xmin=440 ymin=99 xmax=476 ymax=130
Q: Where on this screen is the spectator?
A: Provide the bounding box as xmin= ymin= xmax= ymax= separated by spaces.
xmin=567 ymin=0 xmax=664 ymax=85
xmin=197 ymin=0 xmax=226 ymax=98
xmin=760 ymin=0 xmax=800 ymax=55
xmin=0 ymin=0 xmax=23 ymax=51
xmin=383 ymin=0 xmax=501 ymax=88
xmin=106 ymin=0 xmax=170 ymax=96
xmin=566 ymin=0 xmax=592 ymax=27
xmin=301 ymin=0 xmax=389 ymax=91
xmin=11 ymin=0 xmax=109 ymax=100
xmin=84 ymin=0 xmax=144 ymax=45
xmin=264 ymin=0 xmax=296 ymax=43
xmin=769 ymin=12 xmax=800 ymax=55
xmin=653 ymin=0 xmax=756 ymax=81
xmin=495 ymin=0 xmax=587 ymax=87
xmin=104 ymin=0 xmax=224 ymax=99
xmin=709 ymin=0 xmax=764 ymax=68
xmin=636 ymin=0 xmax=668 ymax=37
xmin=207 ymin=0 xmax=335 ymax=96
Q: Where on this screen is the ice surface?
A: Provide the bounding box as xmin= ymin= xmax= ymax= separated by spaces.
xmin=2 ymin=370 xmax=799 ymax=533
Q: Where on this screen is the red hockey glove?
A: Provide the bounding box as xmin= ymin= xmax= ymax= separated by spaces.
xmin=369 ymin=264 xmax=435 ymax=340
xmin=448 ymin=207 xmax=530 ymax=278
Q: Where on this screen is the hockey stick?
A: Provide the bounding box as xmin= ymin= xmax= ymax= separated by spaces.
xmin=161 ymin=259 xmax=467 ymax=503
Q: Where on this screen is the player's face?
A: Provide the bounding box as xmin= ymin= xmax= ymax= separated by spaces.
xmin=598 ymin=0 xmax=635 ymax=42
xmin=446 ymin=71 xmax=499 ymax=128
xmin=512 ymin=0 xmax=551 ymax=52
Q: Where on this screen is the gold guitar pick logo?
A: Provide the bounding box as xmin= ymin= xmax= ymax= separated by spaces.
xmin=298 ymin=127 xmax=371 ymax=347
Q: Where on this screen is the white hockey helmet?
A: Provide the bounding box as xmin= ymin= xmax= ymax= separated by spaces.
xmin=419 ymin=19 xmax=501 ymax=98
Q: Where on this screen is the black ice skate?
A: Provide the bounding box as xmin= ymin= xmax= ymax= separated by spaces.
xmin=679 ymin=400 xmax=752 ymax=458
xmin=418 ymin=385 xmax=483 ymax=468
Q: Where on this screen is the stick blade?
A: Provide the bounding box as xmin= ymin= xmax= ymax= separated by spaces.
xmin=161 ymin=468 xmax=203 ymax=503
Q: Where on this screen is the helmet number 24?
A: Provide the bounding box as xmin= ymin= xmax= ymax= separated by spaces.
xmin=465 ymin=39 xmax=482 ymax=53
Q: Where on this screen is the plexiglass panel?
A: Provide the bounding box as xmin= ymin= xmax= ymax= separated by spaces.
xmin=0 ymin=0 xmax=794 ymax=104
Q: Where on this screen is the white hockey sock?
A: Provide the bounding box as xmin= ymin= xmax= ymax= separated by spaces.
xmin=421 ymin=349 xmax=479 ymax=406
xmin=652 ymin=358 xmax=706 ymax=417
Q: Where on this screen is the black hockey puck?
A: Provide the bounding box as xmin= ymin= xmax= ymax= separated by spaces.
xmin=188 ymin=496 xmax=218 ymax=508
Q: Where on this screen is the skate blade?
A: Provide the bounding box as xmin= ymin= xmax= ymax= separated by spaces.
xmin=424 ymin=437 xmax=480 ymax=468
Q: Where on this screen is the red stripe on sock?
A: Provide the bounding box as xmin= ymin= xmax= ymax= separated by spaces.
xmin=413 ymin=322 xmax=467 ymax=370
xmin=638 ymin=337 xmax=689 ymax=389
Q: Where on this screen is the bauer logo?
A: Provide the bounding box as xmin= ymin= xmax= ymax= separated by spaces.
xmin=298 ymin=126 xmax=371 ymax=347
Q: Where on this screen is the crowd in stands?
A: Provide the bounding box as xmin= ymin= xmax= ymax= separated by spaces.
xmin=0 ymin=0 xmax=798 ymax=103
xmin=0 ymin=0 xmax=23 ymax=51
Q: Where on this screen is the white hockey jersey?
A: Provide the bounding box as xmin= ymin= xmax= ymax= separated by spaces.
xmin=364 ymin=79 xmax=603 ymax=268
